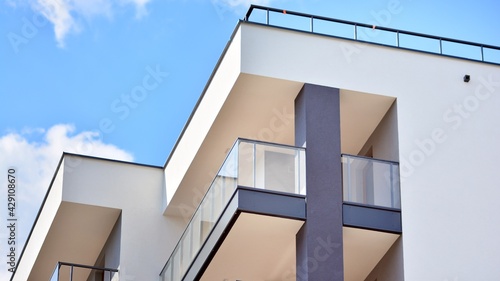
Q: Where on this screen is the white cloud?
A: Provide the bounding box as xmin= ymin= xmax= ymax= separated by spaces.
xmin=210 ymin=0 xmax=274 ymax=18
xmin=30 ymin=0 xmax=151 ymax=47
xmin=33 ymin=0 xmax=76 ymax=48
xmin=0 ymin=124 xmax=133 ymax=278
xmin=120 ymin=0 xmax=150 ymax=19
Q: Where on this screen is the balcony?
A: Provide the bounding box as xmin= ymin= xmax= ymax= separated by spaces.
xmin=49 ymin=262 xmax=118 ymax=281
xmin=342 ymin=154 xmax=402 ymax=233
xmin=160 ymin=139 xmax=402 ymax=280
xmin=342 ymin=154 xmax=400 ymax=209
xmin=160 ymin=139 xmax=306 ymax=281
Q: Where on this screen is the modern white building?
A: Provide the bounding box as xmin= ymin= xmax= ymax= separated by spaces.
xmin=11 ymin=5 xmax=500 ymax=281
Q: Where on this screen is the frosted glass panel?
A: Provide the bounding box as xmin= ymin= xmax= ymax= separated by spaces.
xmin=342 ymin=155 xmax=400 ymax=209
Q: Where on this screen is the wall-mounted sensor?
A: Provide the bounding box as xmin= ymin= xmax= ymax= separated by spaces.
xmin=463 ymin=75 xmax=470 ymax=82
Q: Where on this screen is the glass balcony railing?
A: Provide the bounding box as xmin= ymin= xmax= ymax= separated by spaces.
xmin=49 ymin=261 xmax=118 ymax=281
xmin=160 ymin=138 xmax=306 ymax=281
xmin=342 ymin=154 xmax=401 ymax=209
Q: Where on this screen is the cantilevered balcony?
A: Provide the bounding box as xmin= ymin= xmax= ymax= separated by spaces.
xmin=49 ymin=262 xmax=118 ymax=281
xmin=160 ymin=139 xmax=402 ymax=280
xmin=341 ymin=155 xmax=402 ymax=281
xmin=160 ymin=139 xmax=306 ymax=281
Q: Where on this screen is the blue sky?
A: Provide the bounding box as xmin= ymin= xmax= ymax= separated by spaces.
xmin=1 ymin=0 xmax=500 ymax=278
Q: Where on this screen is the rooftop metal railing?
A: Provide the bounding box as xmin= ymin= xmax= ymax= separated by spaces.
xmin=244 ymin=5 xmax=500 ymax=65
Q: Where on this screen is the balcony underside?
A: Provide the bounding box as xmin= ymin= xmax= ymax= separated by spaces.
xmin=29 ymin=202 xmax=121 ymax=280
xmin=179 ymin=187 xmax=400 ymax=281
xmin=186 ymin=187 xmax=306 ymax=281
xmin=343 ymin=226 xmax=400 ymax=281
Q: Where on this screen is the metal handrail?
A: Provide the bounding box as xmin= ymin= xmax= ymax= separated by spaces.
xmin=244 ymin=5 xmax=500 ymax=64
xmin=56 ymin=261 xmax=118 ymax=272
xmin=341 ymin=153 xmax=399 ymax=165
xmin=50 ymin=261 xmax=118 ymax=280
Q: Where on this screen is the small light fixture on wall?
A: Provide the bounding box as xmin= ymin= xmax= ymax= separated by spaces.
xmin=463 ymin=75 xmax=470 ymax=82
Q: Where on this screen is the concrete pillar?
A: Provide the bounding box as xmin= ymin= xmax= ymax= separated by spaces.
xmin=295 ymin=84 xmax=343 ymax=281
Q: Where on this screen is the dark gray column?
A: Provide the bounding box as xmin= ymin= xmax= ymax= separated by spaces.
xmin=295 ymin=84 xmax=343 ymax=281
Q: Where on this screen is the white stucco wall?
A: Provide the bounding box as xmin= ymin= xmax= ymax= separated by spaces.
xmin=240 ymin=23 xmax=500 ymax=280
xmin=60 ymin=156 xmax=181 ymax=280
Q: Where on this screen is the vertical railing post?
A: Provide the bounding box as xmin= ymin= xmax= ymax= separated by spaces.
xmin=481 ymin=45 xmax=484 ymax=62
xmin=346 ymin=156 xmax=351 ymax=202
xmin=396 ymin=31 xmax=400 ymax=47
xmin=253 ymin=143 xmax=256 ymax=187
xmin=266 ymin=8 xmax=269 ymax=25
xmin=235 ymin=140 xmax=239 ymax=186
xmin=354 ymin=24 xmax=358 ymax=40
xmin=439 ymin=38 xmax=443 ymax=54
xmin=310 ymin=16 xmax=314 ymax=32
xmin=69 ymin=265 xmax=74 ymax=281
xmin=390 ymin=163 xmax=394 ymax=208
xmin=58 ymin=262 xmax=61 ymax=281
xmin=296 ymin=150 xmax=300 ymax=194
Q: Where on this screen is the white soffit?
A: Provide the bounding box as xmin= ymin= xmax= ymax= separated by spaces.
xmin=200 ymin=215 xmax=399 ymax=281
xmin=201 ymin=212 xmax=304 ymax=281
xmin=164 ymin=74 xmax=302 ymax=217
xmin=343 ymin=227 xmax=399 ymax=281
xmin=340 ymin=89 xmax=395 ymax=154
xmin=28 ymin=202 xmax=120 ymax=280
